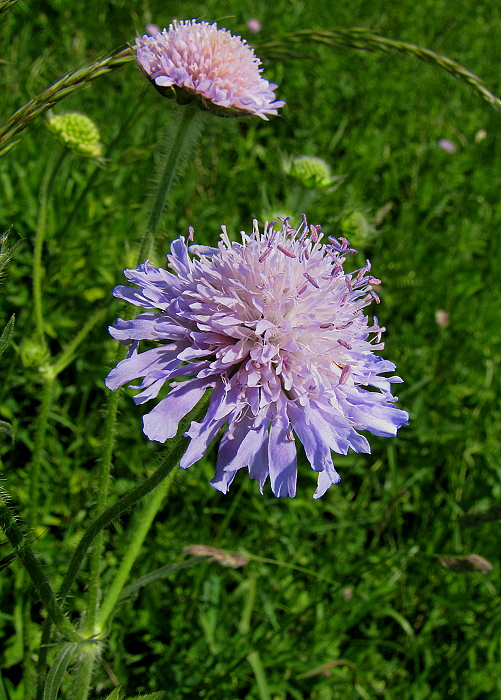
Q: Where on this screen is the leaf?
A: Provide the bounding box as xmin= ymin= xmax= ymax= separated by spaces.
xmin=120 ymin=558 xmax=205 ymax=600
xmin=105 ymin=687 xmax=126 ymax=700
xmin=42 ymin=642 xmax=79 ymax=700
xmin=0 ymin=421 xmax=13 ymax=440
xmin=0 ymin=314 xmax=14 ymax=359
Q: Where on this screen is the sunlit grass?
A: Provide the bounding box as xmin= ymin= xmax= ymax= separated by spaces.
xmin=0 ymin=0 xmax=500 ymax=698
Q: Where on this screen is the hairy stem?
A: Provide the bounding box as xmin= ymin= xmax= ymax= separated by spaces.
xmin=0 ymin=496 xmax=80 ymax=642
xmin=32 ymin=147 xmax=67 ymax=342
xmin=138 ymin=103 xmax=204 ymax=264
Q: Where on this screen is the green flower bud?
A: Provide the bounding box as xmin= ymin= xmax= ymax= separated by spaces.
xmin=20 ymin=338 xmax=50 ymax=369
xmin=289 ymin=156 xmax=333 ymax=189
xmin=47 ymin=112 xmax=102 ymax=158
xmin=340 ymin=210 xmax=378 ymax=247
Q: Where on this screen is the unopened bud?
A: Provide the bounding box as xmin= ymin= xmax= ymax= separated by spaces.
xmin=47 ymin=112 xmax=103 ymax=158
xmin=289 ymin=156 xmax=334 ymax=189
xmin=340 ymin=210 xmax=377 ymax=247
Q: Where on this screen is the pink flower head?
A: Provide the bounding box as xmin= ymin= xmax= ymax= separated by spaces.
xmin=246 ymin=19 xmax=262 ymax=33
xmin=106 ymin=216 xmax=408 ymax=499
xmin=135 ymin=19 xmax=285 ymax=119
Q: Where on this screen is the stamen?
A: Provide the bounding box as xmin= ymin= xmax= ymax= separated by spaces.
xmin=276 ymin=244 xmax=296 ymax=258
xmin=259 ymin=247 xmax=273 ymax=262
xmin=345 ymin=277 xmax=353 ymax=291
xmin=370 ymin=290 xmax=381 ymax=304
xmin=337 ymin=339 xmax=352 ymax=349
xmin=309 ymin=224 xmax=318 ymax=242
xmin=339 ymin=365 xmax=351 ymax=385
xmin=319 ymin=322 xmax=334 ymax=329
xmin=303 ymin=272 xmax=319 ymax=289
xmin=297 ymin=282 xmax=308 ymax=295
xmin=188 ymin=226 xmax=194 ymax=241
xmin=286 ymin=428 xmax=295 ymax=442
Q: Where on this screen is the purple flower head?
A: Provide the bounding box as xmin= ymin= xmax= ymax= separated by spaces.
xmin=106 ymin=217 xmax=408 ymax=498
xmin=135 ymin=19 xmax=285 ymax=119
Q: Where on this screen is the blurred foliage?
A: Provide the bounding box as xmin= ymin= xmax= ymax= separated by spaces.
xmin=0 ymin=0 xmax=500 ymax=698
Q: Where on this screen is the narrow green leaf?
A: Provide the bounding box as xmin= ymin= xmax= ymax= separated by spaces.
xmin=105 ymin=687 xmax=126 ymax=700
xmin=0 ymin=314 xmax=14 ymax=358
xmin=247 ymin=652 xmax=271 ymax=700
xmin=0 ymin=421 xmax=13 ymax=439
xmin=120 ymin=558 xmax=206 ymax=600
xmin=43 ymin=643 xmax=79 ymax=700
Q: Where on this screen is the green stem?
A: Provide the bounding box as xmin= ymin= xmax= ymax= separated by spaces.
xmin=64 ymin=481 xmax=164 ymax=698
xmin=27 ymin=305 xmax=108 ymax=528
xmin=32 ymin=147 xmax=67 ymax=342
xmin=27 ymin=377 xmax=55 ymax=530
xmin=0 ymin=496 xmax=80 ymax=642
xmin=138 ymin=103 xmax=203 ymax=264
xmin=48 ymin=305 xmax=108 ymax=379
xmin=83 ymin=388 xmax=121 ymax=635
xmin=97 ymin=474 xmax=173 ymax=632
xmin=59 ymin=397 xmax=209 ymax=606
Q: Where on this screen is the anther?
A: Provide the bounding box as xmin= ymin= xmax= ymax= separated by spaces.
xmin=370 ymin=291 xmax=381 ymax=304
xmin=276 ymin=244 xmax=296 ymax=258
xmin=339 ymin=365 xmax=351 ymax=385
xmin=259 ymin=247 xmax=273 ymax=263
xmin=303 ymin=272 xmax=319 ymax=289
xmin=188 ymin=226 xmax=194 ymax=241
xmin=337 ymin=339 xmax=352 ymax=349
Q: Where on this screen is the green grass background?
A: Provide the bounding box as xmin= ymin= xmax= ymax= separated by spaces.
xmin=0 ymin=0 xmax=500 ymax=698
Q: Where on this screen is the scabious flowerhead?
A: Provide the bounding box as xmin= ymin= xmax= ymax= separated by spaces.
xmin=47 ymin=112 xmax=102 ymax=158
xmin=135 ymin=19 xmax=285 ymax=119
xmin=106 ymin=217 xmax=408 ymax=498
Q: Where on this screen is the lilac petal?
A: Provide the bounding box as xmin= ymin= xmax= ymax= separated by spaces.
xmin=268 ymin=410 xmax=297 ymax=498
xmin=142 ymin=377 xmax=214 ymax=442
xmin=110 ymin=314 xmax=185 ymax=342
xmin=180 ymin=415 xmax=227 ymax=469
xmin=287 ymin=403 xmax=332 ymax=472
xmin=105 ymin=345 xmax=183 ymax=391
xmin=314 ymin=463 xmax=341 ymax=499
xmin=345 ymin=396 xmax=408 ymax=437
xmin=247 ymin=434 xmax=270 ymax=492
xmin=210 ymin=464 xmax=238 ymax=493
xmin=180 ymin=380 xmax=229 ymax=468
xmin=218 ymin=415 xmax=269 ymax=474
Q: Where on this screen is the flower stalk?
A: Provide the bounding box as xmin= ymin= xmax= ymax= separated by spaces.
xmin=32 ymin=147 xmax=67 ymax=342
xmin=138 ymin=102 xmax=204 ymax=263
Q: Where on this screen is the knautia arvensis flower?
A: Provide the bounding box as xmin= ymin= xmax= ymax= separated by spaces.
xmin=106 ymin=216 xmax=408 ymax=498
xmin=47 ymin=112 xmax=102 ymax=158
xmin=135 ymin=20 xmax=285 ymax=119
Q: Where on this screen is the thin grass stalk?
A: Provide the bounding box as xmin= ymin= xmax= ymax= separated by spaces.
xmin=96 ymin=475 xmax=174 ymax=632
xmin=0 ymin=0 xmax=19 ymax=16
xmin=0 ymin=47 xmax=134 ymax=156
xmin=258 ymin=28 xmax=501 ymax=111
